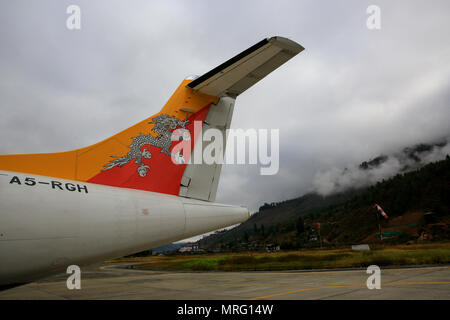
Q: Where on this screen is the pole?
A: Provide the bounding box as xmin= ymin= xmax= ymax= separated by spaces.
xmin=375 ymin=209 xmax=383 ymax=241
xmin=317 ymin=222 xmax=322 ymax=248
xmin=319 ymin=228 xmax=322 ymax=248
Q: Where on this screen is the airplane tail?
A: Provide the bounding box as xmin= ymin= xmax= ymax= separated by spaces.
xmin=0 ymin=36 xmax=304 ymax=201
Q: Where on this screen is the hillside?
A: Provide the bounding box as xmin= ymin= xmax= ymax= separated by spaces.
xmin=199 ymin=155 xmax=450 ymax=251
xmin=199 ymin=189 xmax=362 ymax=249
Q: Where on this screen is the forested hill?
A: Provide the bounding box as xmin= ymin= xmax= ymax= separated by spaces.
xmin=199 ymin=156 xmax=450 ymax=250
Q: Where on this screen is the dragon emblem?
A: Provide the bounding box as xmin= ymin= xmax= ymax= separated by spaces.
xmin=103 ymin=114 xmax=190 ymax=177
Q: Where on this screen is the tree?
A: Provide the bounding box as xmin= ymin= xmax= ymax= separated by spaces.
xmin=296 ymin=217 xmax=305 ymax=235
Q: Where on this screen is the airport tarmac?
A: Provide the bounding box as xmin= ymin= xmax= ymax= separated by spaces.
xmin=0 ymin=264 xmax=449 ymax=300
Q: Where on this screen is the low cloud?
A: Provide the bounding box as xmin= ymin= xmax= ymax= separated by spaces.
xmin=313 ymin=137 xmax=450 ymax=196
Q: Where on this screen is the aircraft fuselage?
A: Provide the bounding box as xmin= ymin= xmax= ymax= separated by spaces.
xmin=0 ymin=170 xmax=248 ymax=286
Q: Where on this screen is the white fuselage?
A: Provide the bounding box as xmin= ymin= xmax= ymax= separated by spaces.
xmin=0 ymin=170 xmax=248 ymax=286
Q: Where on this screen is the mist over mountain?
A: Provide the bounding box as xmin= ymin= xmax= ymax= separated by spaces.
xmin=313 ymin=137 xmax=450 ymax=196
xmin=199 ymin=155 xmax=450 ymax=250
xmin=194 ymin=138 xmax=450 ymax=244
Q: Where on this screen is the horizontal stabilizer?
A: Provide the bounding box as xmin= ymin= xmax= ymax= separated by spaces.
xmin=187 ymin=36 xmax=304 ymax=97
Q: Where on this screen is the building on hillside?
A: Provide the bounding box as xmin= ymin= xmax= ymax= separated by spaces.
xmin=178 ymin=243 xmax=200 ymax=253
xmin=265 ymin=243 xmax=280 ymax=252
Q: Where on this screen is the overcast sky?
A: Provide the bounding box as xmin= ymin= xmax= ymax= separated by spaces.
xmin=1 ymin=0 xmax=449 ymax=214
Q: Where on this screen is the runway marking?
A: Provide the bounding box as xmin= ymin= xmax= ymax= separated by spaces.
xmin=249 ymin=281 xmax=450 ymax=300
xmin=235 ymin=265 xmax=450 ymax=276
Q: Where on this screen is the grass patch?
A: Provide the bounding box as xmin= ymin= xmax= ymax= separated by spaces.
xmin=106 ymin=243 xmax=450 ymax=272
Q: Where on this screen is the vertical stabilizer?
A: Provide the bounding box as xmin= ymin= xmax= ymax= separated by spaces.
xmin=0 ymin=36 xmax=304 ymax=199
